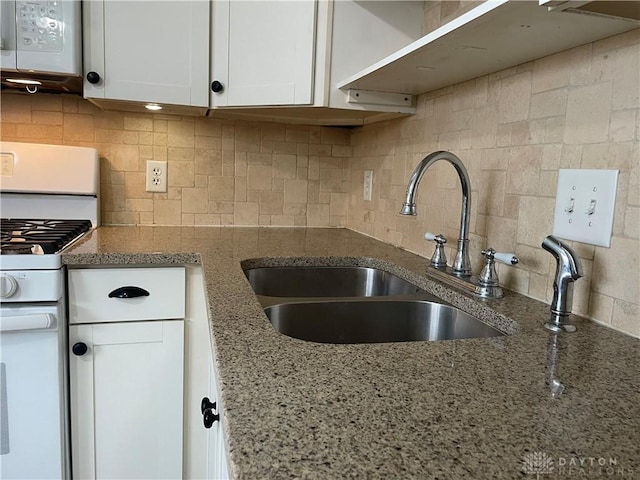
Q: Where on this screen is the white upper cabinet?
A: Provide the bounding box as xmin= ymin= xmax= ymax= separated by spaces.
xmin=83 ymin=1 xmax=209 ymax=109
xmin=211 ymin=0 xmax=316 ymax=107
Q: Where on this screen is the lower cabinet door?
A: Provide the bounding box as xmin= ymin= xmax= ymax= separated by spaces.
xmin=70 ymin=320 xmax=184 ymax=480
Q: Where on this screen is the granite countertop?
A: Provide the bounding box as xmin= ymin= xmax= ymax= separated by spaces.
xmin=63 ymin=226 xmax=639 ymax=479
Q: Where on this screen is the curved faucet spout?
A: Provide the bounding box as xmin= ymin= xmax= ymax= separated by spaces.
xmin=399 ymin=151 xmax=472 ymax=276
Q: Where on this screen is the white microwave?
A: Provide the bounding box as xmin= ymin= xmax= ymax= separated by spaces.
xmin=0 ymin=0 xmax=81 ymax=89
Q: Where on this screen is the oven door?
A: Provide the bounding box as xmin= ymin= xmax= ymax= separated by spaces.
xmin=0 ymin=302 xmax=69 ymax=479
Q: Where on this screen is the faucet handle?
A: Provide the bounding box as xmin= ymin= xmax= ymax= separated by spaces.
xmin=482 ymin=249 xmax=519 ymax=266
xmin=424 ymin=232 xmax=447 ymax=268
xmin=476 ymin=248 xmax=518 ymax=298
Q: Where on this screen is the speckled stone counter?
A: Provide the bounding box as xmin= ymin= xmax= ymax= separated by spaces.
xmin=63 ymin=226 xmax=639 ymax=479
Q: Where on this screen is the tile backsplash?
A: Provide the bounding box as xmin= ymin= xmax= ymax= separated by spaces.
xmin=0 ymin=96 xmax=351 ymax=227
xmin=1 ymin=30 xmax=638 ymax=336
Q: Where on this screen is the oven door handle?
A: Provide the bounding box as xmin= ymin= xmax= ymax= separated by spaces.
xmin=0 ymin=314 xmax=54 ymax=332
xmin=108 ymin=286 xmax=150 ymax=299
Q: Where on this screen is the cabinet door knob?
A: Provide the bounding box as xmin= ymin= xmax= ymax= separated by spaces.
xmin=203 ymin=409 xmax=220 ymax=429
xmin=72 ymin=342 xmax=88 ymax=356
xmin=201 ymin=396 xmax=216 ymax=414
xmin=108 ymin=286 xmax=150 ymax=299
xmin=211 ymin=80 xmax=224 ymax=93
xmin=86 ymin=71 xmax=101 ymax=84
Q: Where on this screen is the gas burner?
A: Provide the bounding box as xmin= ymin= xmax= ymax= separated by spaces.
xmin=0 ymin=218 xmax=92 ymax=255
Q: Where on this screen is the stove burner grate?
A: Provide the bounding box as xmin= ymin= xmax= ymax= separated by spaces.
xmin=0 ymin=219 xmax=92 ymax=255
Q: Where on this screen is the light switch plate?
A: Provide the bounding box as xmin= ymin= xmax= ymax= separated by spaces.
xmin=552 ymin=169 xmax=618 ymax=247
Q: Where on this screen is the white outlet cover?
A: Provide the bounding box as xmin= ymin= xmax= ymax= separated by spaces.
xmin=552 ymin=169 xmax=618 ymax=247
xmin=363 ymin=170 xmax=373 ymax=201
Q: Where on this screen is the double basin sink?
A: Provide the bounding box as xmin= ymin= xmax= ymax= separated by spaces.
xmin=243 ymin=265 xmax=504 ymax=344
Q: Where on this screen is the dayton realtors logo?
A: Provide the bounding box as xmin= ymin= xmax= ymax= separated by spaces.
xmin=523 ymin=452 xmax=634 ymax=477
xmin=523 ymin=452 xmax=555 ymax=478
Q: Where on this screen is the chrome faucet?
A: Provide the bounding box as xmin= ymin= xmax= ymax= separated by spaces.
xmin=542 ymin=235 xmax=583 ymax=332
xmin=400 ymin=151 xmax=472 ymax=276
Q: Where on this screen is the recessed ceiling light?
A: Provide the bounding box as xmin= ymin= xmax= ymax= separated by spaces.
xmin=145 ymin=104 xmax=163 ymax=111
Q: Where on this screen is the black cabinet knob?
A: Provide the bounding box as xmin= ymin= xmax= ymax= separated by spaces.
xmin=86 ymin=71 xmax=101 ymax=84
xmin=108 ymin=286 xmax=150 ymax=299
xmin=211 ymin=80 xmax=224 ymax=93
xmin=72 ymin=342 xmax=88 ymax=356
xmin=203 ymin=409 xmax=220 ymax=429
xmin=201 ymin=397 xmax=216 ymax=414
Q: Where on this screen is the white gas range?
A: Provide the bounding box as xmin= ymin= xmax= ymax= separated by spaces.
xmin=0 ymin=141 xmax=99 ymax=479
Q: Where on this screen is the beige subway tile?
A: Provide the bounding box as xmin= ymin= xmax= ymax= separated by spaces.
xmin=564 ymin=81 xmax=612 ymax=144
xmin=125 ymin=198 xmax=153 ymax=212
xmin=63 ymin=114 xmax=95 ymax=142
xmin=195 ymin=149 xmax=223 ymax=176
xmin=247 ymin=152 xmax=272 ymax=165
xmin=272 ymin=141 xmax=297 ymax=155
xmin=247 ymin=165 xmax=272 ymax=190
xmin=167 ymin=120 xmax=194 ymax=148
xmin=307 ymin=204 xmax=330 ymax=226
xmin=122 ymin=131 xmax=139 ymax=145
xmin=109 ymin=144 xmax=139 ymax=171
xmin=309 ymin=143 xmax=332 ymax=156
xmin=283 ymin=204 xmax=307 ymax=217
xmin=182 ymin=187 xmax=209 ymax=214
xmin=246 ymin=190 xmax=260 ymax=203
xmin=123 ymin=172 xmax=151 ymax=199
xmin=181 ymin=214 xmax=195 ymax=225
xmin=195 ymin=118 xmax=222 ymax=137
xmin=581 ymin=142 xmax=633 ymax=170
xmin=168 ymin=147 xmax=195 ymax=162
xmin=137 ymin=212 xmax=152 ymax=224
xmin=612 ymin=299 xmax=640 ymax=336
xmin=498 ymin=72 xmax=531 ymax=123
xmin=506 ymin=146 xmax=542 ymax=195
xmin=285 ymin=128 xmax=309 ymax=143
xmin=538 ymin=171 xmax=557 ymax=197
xmin=588 ymin=291 xmax=614 ymax=325
xmin=168 ymin=161 xmax=194 ymax=187
xmin=0 ymin=95 xmax=31 ymax=123
xmin=319 ymin=168 xmax=344 ymax=192
xmin=530 ymin=88 xmax=568 ymax=119
xmin=330 ymin=193 xmax=349 ymax=217
xmin=208 ymin=201 xmax=234 ymax=214
xmin=124 ymin=116 xmax=153 ymax=132
xmin=510 ymin=120 xmax=545 ymax=146
xmin=153 ymin=199 xmax=182 ymax=225
xmin=259 ymin=191 xmax=284 ymax=214
xmin=32 ymin=110 xmax=63 ymax=125
xmin=234 ymin=202 xmax=259 ymax=225
xmin=592 ymin=236 xmax=639 ymax=303
xmin=321 ymin=128 xmax=349 ymax=145
xmin=516 ymin=196 xmax=555 ymax=247
xmin=154 ymin=119 xmax=168 ymax=133
xmin=624 ymin=206 xmax=639 ymax=239
xmin=609 ymin=109 xmax=637 ymax=142
xmin=544 ymin=116 xmax=565 ymax=144
xmin=284 ymin=179 xmax=308 ymax=204
xmin=532 ymin=50 xmax=572 ymax=93
xmin=16 ymin=123 xmax=63 ymax=140
xmin=29 ymin=94 xmax=61 ymax=112
xmin=613 ymin=45 xmax=640 ymax=111
xmin=153 ymin=132 xmax=168 ymax=146
xmin=194 ymin=214 xmax=221 ymax=226
xmin=629 ymin=158 xmax=639 ymax=206
xmin=110 ymin=211 xmax=139 ymax=225
xmin=559 ymin=144 xmax=582 ymax=168
xmin=477 ymin=171 xmax=505 ymax=215
xmin=270 ymin=215 xmax=295 ymax=226
xmin=139 ymin=131 xmax=153 ymax=146
xmin=208 ymin=176 xmax=235 ymax=201
xmin=273 ymin=154 xmax=297 ymax=179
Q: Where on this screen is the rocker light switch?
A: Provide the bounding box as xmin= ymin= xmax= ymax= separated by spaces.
xmin=552 ymin=169 xmax=618 ymax=247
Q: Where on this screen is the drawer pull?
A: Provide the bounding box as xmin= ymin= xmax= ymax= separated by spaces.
xmin=108 ymin=286 xmax=150 ymax=299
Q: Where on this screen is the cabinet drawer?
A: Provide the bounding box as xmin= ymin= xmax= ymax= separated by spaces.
xmin=68 ymin=267 xmax=186 ymax=324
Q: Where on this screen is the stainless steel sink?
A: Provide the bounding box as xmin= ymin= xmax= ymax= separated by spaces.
xmin=265 ymin=300 xmax=504 ymax=344
xmin=244 ymin=266 xmax=426 ymax=298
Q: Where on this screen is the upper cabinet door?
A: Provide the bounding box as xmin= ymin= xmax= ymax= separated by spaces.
xmin=211 ymin=0 xmax=316 ymax=107
xmin=83 ymin=1 xmax=209 ymax=107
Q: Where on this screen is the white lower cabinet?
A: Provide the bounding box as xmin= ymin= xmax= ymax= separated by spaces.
xmin=69 ymin=320 xmax=184 ymax=479
xmin=68 ymin=265 xmax=228 ymax=479
xmin=183 ymin=265 xmax=229 ymax=480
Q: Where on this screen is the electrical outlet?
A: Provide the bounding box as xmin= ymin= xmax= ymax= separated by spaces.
xmin=552 ymin=169 xmax=618 ymax=247
xmin=145 ymin=160 xmax=167 ymax=193
xmin=363 ymin=170 xmax=373 ymax=201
